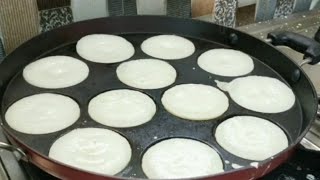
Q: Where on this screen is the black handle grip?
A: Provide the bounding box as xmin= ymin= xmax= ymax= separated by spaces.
xmin=267 ymin=31 xmax=320 ymax=65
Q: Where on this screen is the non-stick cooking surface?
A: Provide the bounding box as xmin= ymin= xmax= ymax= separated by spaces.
xmin=1 ymin=33 xmax=303 ymax=178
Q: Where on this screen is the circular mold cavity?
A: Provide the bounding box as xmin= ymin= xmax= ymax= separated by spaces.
xmin=214 ymin=116 xmax=289 ymax=161
xmin=141 ymin=35 xmax=195 ymax=60
xmin=197 ymin=48 xmax=254 ymax=77
xmin=141 ymin=138 xmax=224 ymax=179
xmin=23 ymin=56 xmax=89 ymax=89
xmin=88 ymin=89 xmax=156 ymax=128
xmin=76 ymin=34 xmax=135 ymax=63
xmin=161 ymin=83 xmax=229 ymax=121
xmin=5 ymin=93 xmax=80 ymax=134
xmin=116 ymin=59 xmax=177 ymax=89
xmin=49 ymin=127 xmax=132 ymax=176
xmin=216 ymin=76 xmax=296 ymax=113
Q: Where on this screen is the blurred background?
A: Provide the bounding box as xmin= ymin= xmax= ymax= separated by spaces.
xmin=0 ymin=0 xmax=320 ymax=61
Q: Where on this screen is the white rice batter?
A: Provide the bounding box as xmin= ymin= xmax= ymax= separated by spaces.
xmin=76 ymin=34 xmax=134 ymax=63
xmin=116 ymin=59 xmax=177 ymax=89
xmin=198 ymin=49 xmax=254 ymax=77
xmin=23 ymin=56 xmax=89 ymax=89
xmin=5 ymin=93 xmax=80 ymax=134
xmin=49 ymin=128 xmax=131 ymax=175
xmin=141 ymin=35 xmax=195 ymax=60
xmin=142 ymin=138 xmax=224 ymax=179
xmin=215 ymin=116 xmax=288 ymax=161
xmin=88 ymin=89 xmax=156 ymax=128
xmin=216 ymin=76 xmax=295 ymax=113
xmin=161 ymin=84 xmax=229 ymax=120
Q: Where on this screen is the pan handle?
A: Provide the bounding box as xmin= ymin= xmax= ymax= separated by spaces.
xmin=0 ymin=142 xmax=27 ymax=161
xmin=267 ymin=31 xmax=320 ymax=66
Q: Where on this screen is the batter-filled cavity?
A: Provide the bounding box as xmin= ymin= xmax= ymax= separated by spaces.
xmin=49 ymin=128 xmax=132 ymax=175
xmin=23 ymin=56 xmax=89 ymax=89
xmin=142 ymin=138 xmax=224 ymax=179
xmin=76 ymin=34 xmax=134 ymax=63
xmin=5 ymin=93 xmax=80 ymax=134
xmin=198 ymin=49 xmax=254 ymax=77
xmin=141 ymin=35 xmax=195 ymax=60
xmin=117 ymin=59 xmax=177 ymax=89
xmin=161 ymin=84 xmax=229 ymax=120
xmin=215 ymin=116 xmax=288 ymax=161
xmin=88 ymin=89 xmax=156 ymax=128
xmin=216 ymin=76 xmax=295 ymax=113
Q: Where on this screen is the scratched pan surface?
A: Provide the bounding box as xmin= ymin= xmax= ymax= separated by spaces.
xmin=0 ymin=33 xmax=303 ymax=178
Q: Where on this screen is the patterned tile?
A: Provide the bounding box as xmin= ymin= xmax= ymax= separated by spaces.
xmin=213 ymin=0 xmax=237 ymax=27
xmin=39 ymin=6 xmax=73 ymax=33
xmin=273 ymin=0 xmax=294 ymax=18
